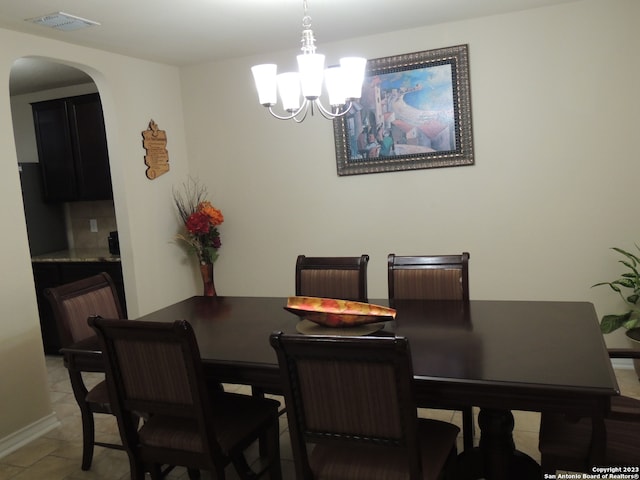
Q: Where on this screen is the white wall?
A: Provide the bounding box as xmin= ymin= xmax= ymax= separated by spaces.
xmin=181 ymin=0 xmax=638 ymax=346
xmin=0 ymin=32 xmax=196 ymax=448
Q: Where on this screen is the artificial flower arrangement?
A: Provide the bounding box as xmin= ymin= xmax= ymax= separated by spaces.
xmin=173 ymin=179 xmax=224 ymax=265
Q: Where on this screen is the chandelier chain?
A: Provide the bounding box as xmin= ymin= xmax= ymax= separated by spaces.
xmin=300 ymin=0 xmax=314 ymax=54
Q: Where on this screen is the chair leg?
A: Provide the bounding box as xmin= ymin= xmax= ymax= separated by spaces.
xmin=67 ymin=369 xmax=96 ymax=470
xmin=462 ymin=407 xmax=475 ymax=452
xmin=231 ymin=454 xmax=256 ymax=479
xmin=541 ymin=463 xmax=555 ymax=477
xmin=187 ymin=468 xmax=201 ymax=479
xmin=78 ymin=405 xmax=95 ymax=470
xmin=443 ymin=445 xmax=460 ymax=480
xmin=250 ymin=387 xmax=270 ymax=458
xmin=129 ymin=458 xmax=146 ymax=480
xmin=266 ymin=421 xmax=282 ymax=480
xmin=214 ymin=465 xmax=228 ymax=480
xmin=149 ymin=464 xmax=163 ymax=480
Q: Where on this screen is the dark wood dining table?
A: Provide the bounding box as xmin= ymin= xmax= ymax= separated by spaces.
xmin=67 ymin=295 xmax=620 ymax=480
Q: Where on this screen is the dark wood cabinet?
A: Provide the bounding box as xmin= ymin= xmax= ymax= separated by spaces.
xmin=32 ymin=93 xmax=113 ymax=202
xmin=33 ymin=261 xmax=126 ymax=354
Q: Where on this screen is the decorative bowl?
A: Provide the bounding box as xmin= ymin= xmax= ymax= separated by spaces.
xmin=284 ymin=296 xmax=396 ymax=328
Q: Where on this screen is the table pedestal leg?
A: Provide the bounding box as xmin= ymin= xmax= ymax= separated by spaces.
xmin=455 ymin=409 xmax=541 ymax=480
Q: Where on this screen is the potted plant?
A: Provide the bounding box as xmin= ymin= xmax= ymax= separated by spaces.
xmin=593 ymin=245 xmax=640 ymax=379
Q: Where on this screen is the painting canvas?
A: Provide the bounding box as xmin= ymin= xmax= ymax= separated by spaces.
xmin=334 ymin=45 xmax=474 ymax=176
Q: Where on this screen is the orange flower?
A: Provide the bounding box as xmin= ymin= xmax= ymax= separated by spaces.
xmin=198 ymin=201 xmax=224 ymax=226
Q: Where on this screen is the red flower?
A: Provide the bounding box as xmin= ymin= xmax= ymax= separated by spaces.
xmin=185 ymin=211 xmax=211 ymax=234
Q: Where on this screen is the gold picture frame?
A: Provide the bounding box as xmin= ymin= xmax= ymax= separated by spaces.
xmin=333 ymin=44 xmax=474 ymax=176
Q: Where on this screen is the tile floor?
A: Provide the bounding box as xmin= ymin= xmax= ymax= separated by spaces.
xmin=1 ymin=356 xmax=638 ymax=480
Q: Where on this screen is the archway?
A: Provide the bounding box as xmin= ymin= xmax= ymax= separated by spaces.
xmin=9 ymin=57 xmax=124 ymax=354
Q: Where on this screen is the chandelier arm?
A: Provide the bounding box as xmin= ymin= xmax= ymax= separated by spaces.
xmin=293 ymin=109 xmax=309 ymax=123
xmin=313 ymin=99 xmax=354 ymax=120
xmin=337 ymin=101 xmax=355 ymax=117
xmin=267 ymin=100 xmax=310 ymax=121
xmin=293 ymin=101 xmax=310 ymax=122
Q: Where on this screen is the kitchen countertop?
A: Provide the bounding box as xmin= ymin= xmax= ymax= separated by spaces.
xmin=31 ymin=248 xmax=121 ymax=263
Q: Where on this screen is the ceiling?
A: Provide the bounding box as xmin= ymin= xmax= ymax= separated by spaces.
xmin=5 ymin=0 xmax=577 ymax=94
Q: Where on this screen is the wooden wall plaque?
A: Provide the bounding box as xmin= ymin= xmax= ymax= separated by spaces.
xmin=142 ymin=119 xmax=170 ymax=179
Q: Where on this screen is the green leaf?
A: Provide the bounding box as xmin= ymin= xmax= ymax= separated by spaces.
xmin=598 ymin=282 xmax=622 ymax=293
xmin=622 ymin=316 xmax=640 ymax=330
xmin=619 ymin=260 xmax=639 ymax=275
xmin=614 ymin=278 xmax=636 ymax=289
xmin=612 ymin=246 xmax=640 ymax=265
xmin=600 ymin=312 xmax=633 ymax=333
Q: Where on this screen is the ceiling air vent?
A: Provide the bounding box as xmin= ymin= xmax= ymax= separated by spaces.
xmin=27 ymin=12 xmax=100 ymax=31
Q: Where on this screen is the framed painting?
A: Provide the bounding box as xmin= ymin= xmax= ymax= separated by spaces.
xmin=333 ymin=44 xmax=474 ymax=176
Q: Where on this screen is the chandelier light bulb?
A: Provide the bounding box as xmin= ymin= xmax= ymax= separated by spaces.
xmin=324 ymin=66 xmax=347 ymax=106
xmin=340 ymin=57 xmax=368 ymax=99
xmin=277 ymin=72 xmax=302 ymax=111
xmin=251 ymin=64 xmax=278 ymax=106
xmin=297 ymin=53 xmax=325 ymax=99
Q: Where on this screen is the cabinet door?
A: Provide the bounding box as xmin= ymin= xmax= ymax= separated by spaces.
xmin=32 ymin=93 xmax=113 ymax=202
xmin=32 ymin=99 xmax=77 ymax=201
xmin=68 ymin=94 xmax=113 ymax=200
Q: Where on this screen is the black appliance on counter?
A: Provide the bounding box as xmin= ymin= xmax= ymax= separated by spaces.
xmin=108 ymin=231 xmax=120 ymax=254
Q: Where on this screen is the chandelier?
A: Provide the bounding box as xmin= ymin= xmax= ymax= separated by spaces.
xmin=251 ymin=0 xmax=366 ymax=123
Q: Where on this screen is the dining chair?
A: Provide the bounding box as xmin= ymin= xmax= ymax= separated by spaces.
xmin=387 ymin=252 xmax=470 ymax=301
xmin=295 ymin=254 xmax=369 ymax=302
xmin=44 ymin=272 xmax=125 ymax=470
xmin=270 ymin=332 xmax=460 ymax=480
xmin=89 ymin=316 xmax=282 ymax=480
xmin=387 ymin=252 xmax=475 ymax=451
xmin=538 ymin=348 xmax=640 ymax=473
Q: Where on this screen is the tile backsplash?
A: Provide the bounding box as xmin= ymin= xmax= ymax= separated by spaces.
xmin=66 ymin=200 xmax=117 ymax=250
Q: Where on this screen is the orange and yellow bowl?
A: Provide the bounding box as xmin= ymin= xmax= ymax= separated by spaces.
xmin=284 ymin=296 xmax=396 ymax=328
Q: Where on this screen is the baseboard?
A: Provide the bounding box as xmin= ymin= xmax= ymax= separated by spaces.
xmin=0 ymin=413 xmax=60 ymax=460
xmin=611 ymin=358 xmax=634 ymax=370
